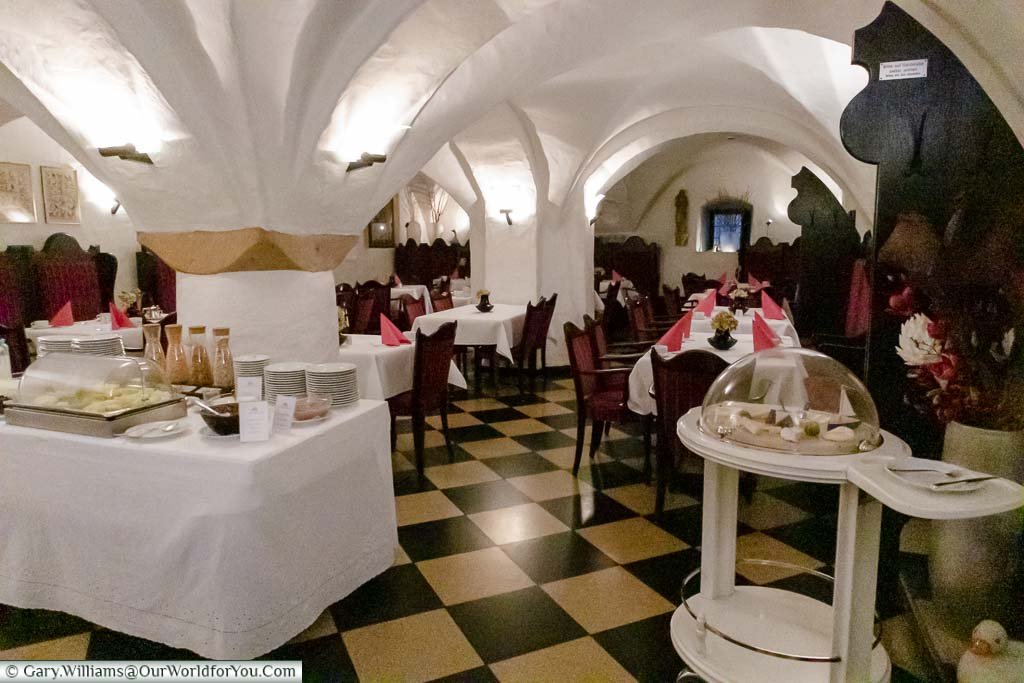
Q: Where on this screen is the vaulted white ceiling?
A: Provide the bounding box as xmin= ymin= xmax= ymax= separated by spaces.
xmin=0 ymin=0 xmax=1020 ymax=235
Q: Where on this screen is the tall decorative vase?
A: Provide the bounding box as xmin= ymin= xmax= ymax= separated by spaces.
xmin=929 ymin=421 xmax=1024 ymax=636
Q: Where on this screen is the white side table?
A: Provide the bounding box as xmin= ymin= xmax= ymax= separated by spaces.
xmin=672 ymin=408 xmax=1023 ymax=682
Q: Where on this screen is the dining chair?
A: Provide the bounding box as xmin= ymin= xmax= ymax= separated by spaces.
xmin=626 ymin=297 xmax=672 ymax=343
xmin=400 ymin=294 xmax=427 ymax=331
xmin=649 ymin=348 xmax=728 ymax=516
xmin=512 ymin=297 xmax=548 ymax=392
xmin=387 ymin=321 xmax=458 ymax=474
xmin=662 ymin=285 xmax=683 ymax=317
xmin=431 ymin=291 xmax=454 ymax=311
xmin=564 ymin=320 xmax=636 ymax=476
xmin=33 ymin=255 xmax=102 ymax=322
xmin=538 ymin=293 xmax=558 ymax=382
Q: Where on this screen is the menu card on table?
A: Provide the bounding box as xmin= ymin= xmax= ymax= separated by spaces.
xmin=272 ymin=395 xmax=296 ymax=434
xmin=239 ymin=401 xmax=271 ymax=442
xmin=236 ymin=376 xmax=263 ymax=401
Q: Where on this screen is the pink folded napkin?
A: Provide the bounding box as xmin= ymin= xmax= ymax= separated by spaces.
xmin=761 ymin=291 xmax=785 ymax=319
xmin=49 ymin=301 xmax=74 ymax=327
xmin=611 ymin=270 xmax=623 ymax=284
xmin=109 ymin=302 xmax=135 ymax=329
xmin=451 ymin=267 xmax=460 ymax=279
xmin=694 ymin=290 xmax=716 ymax=316
xmin=380 ymin=314 xmax=411 ymax=346
xmin=717 ymin=271 xmax=728 ymax=285
xmin=747 ymin=274 xmax=763 ymax=290
xmin=753 ymin=312 xmax=781 ymax=352
xmin=393 ymin=273 xmax=402 ymax=287
xmin=717 ymin=278 xmax=734 ymax=296
xmin=657 ymin=312 xmax=692 ymax=352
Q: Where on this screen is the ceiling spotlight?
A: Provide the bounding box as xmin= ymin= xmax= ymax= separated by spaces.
xmin=766 ymin=218 xmax=773 ymax=226
xmin=499 ymin=209 xmax=513 ymax=225
xmin=346 ymin=152 xmax=388 ymax=172
xmin=98 ymin=144 xmax=153 ymax=164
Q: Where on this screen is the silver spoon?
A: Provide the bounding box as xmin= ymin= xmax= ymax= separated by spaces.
xmin=189 ymin=397 xmax=224 ymax=416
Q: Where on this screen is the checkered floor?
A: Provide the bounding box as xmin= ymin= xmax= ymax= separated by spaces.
xmin=0 ymin=373 xmax=934 ymax=681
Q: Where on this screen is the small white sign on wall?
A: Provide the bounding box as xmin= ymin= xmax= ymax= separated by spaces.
xmin=879 ymin=59 xmax=928 ymax=81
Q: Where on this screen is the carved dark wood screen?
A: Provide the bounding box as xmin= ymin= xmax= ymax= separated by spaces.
xmin=394 ymin=238 xmax=470 ymax=286
xmin=743 ymin=236 xmax=800 ymax=304
xmin=840 ymin=2 xmax=1024 ymax=456
xmin=786 ymin=167 xmax=861 ymax=338
xmin=594 ymin=236 xmax=661 ymax=295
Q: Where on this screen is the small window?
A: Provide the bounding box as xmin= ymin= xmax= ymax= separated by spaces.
xmin=700 ymin=200 xmax=752 ymax=253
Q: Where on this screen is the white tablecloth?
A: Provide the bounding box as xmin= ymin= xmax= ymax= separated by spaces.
xmin=693 ymin=307 xmax=798 ymax=341
xmin=338 ymin=334 xmax=467 ymax=399
xmin=627 ymin=332 xmax=798 ymax=415
xmin=25 ymin=318 xmax=145 ymax=350
xmin=0 ymin=400 xmax=397 ymax=659
xmin=410 ymin=303 xmax=526 ymax=361
xmin=452 ymin=293 xmax=474 ymax=308
xmin=391 ymin=285 xmax=434 ymax=314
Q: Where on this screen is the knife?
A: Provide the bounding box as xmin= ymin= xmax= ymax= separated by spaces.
xmin=931 ymin=476 xmax=998 ymax=488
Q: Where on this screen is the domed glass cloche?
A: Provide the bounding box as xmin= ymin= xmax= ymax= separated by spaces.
xmin=699 ymin=348 xmax=882 ymax=455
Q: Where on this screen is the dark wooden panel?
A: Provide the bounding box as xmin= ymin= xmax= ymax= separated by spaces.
xmin=594 ymin=235 xmax=661 ymax=296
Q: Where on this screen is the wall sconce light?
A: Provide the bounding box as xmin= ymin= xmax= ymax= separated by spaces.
xmin=346 ymin=152 xmax=387 ymax=172
xmin=110 ymin=199 xmax=122 ymax=215
xmin=499 ymin=209 xmax=513 ymax=225
xmin=98 ymin=144 xmax=153 ymax=164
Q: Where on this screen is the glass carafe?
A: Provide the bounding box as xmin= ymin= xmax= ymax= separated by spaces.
xmin=142 ymin=323 xmax=166 ymax=370
xmin=212 ymin=328 xmax=234 ymax=390
xmin=164 ymin=324 xmax=190 ymax=384
xmin=188 ymin=326 xmax=213 ymax=386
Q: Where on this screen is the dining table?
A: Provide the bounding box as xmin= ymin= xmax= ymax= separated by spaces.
xmin=410 ymin=303 xmax=527 ymax=362
xmin=337 ymin=333 xmax=467 ymax=399
xmin=390 ymin=284 xmax=434 ymax=314
xmin=627 ymin=332 xmax=799 ymax=415
xmin=0 ymin=400 xmax=397 ymax=660
xmin=25 ymin=317 xmax=145 ymax=350
xmin=693 ymin=306 xmax=799 ymax=341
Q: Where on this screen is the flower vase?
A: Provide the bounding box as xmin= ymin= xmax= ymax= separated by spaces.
xmin=708 ymin=329 xmax=737 ymax=350
xmin=929 ymin=421 xmax=1024 ymax=636
xmin=476 ymin=293 xmax=493 ymax=313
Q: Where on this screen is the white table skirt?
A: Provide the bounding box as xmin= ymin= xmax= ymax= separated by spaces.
xmin=25 ymin=318 xmax=145 ymax=350
xmin=693 ymin=307 xmax=798 ymax=341
xmin=391 ymin=285 xmax=434 ymax=314
xmin=410 ymin=303 xmax=526 ymax=361
xmin=338 ymin=334 xmax=467 ymax=399
xmin=627 ymin=333 xmax=797 ymax=415
xmin=0 ymin=400 xmax=397 ymax=659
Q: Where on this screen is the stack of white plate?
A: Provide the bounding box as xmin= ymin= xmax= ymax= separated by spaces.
xmin=70 ymin=334 xmax=125 ymax=356
xmin=233 ymin=354 xmax=270 ymax=380
xmin=36 ymin=335 xmax=73 ymax=357
xmin=305 ymin=363 xmax=359 ymax=407
xmin=264 ymin=362 xmax=308 ymax=403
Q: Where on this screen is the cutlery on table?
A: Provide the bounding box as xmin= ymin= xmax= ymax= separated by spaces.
xmin=931 ymin=476 xmax=999 ymax=488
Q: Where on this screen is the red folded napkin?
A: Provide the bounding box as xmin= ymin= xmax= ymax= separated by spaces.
xmin=717 ymin=271 xmax=728 ymax=285
xmin=451 ymin=267 xmax=460 ymax=279
xmin=109 ymin=301 xmax=135 ymax=329
xmin=393 ymin=273 xmax=402 ymax=286
xmin=658 ymin=312 xmax=692 ymax=352
xmin=717 ymin=278 xmax=733 ymax=296
xmin=747 ymin=274 xmax=763 ymax=291
xmin=753 ymin=312 xmax=781 ymax=352
xmin=611 ymin=270 xmax=622 ymax=284
xmin=694 ymin=290 xmax=716 ymax=316
xmin=49 ymin=301 xmax=74 ymax=327
xmin=761 ymin=291 xmax=785 ymax=319
xmin=380 ymin=314 xmax=410 ymax=346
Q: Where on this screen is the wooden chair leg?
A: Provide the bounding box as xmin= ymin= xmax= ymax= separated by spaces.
xmin=473 ymin=347 xmax=482 ymax=392
xmin=655 ymin=438 xmax=670 ymax=518
xmin=642 ymin=414 xmax=653 ymax=482
xmin=390 ymin=412 xmax=397 ymax=452
xmin=541 ymin=344 xmax=548 ymax=385
xmin=589 ymin=418 xmax=604 ymax=461
xmin=412 ymin=413 xmax=426 ymax=474
xmin=440 ymin=403 xmax=455 ymax=462
xmin=572 ymin=411 xmax=586 ymax=475
xmin=489 ymin=348 xmax=497 ymax=390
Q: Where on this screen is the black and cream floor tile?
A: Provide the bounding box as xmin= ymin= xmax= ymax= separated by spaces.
xmin=0 ymin=374 xmax=931 ymax=681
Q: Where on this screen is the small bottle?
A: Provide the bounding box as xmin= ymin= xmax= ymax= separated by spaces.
xmin=164 ymin=324 xmax=190 ymax=384
xmin=188 ymin=326 xmax=213 ymax=386
xmin=142 ymin=323 xmax=165 ymax=370
xmin=212 ymin=327 xmax=234 ymax=390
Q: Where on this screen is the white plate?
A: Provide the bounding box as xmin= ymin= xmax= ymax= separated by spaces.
xmin=293 ymin=413 xmax=331 ymax=424
xmin=307 ymin=362 xmax=356 ymax=374
xmin=123 ymin=420 xmax=188 ymax=439
xmin=235 ymin=354 xmax=270 ymax=363
xmin=199 ymin=426 xmax=240 ymax=440
xmin=885 ymin=458 xmax=988 ymax=493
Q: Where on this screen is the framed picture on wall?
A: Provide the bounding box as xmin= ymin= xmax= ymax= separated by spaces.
xmin=367 ymin=195 xmax=399 ymax=248
xmin=0 ymin=162 xmax=35 ymax=223
xmin=40 ymin=165 xmax=81 ymax=225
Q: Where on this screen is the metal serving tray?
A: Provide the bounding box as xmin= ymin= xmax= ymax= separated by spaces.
xmin=4 ymin=398 xmax=188 ymax=438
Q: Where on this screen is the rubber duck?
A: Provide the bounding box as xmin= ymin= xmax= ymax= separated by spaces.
xmin=957 ymin=620 xmax=1024 ymax=682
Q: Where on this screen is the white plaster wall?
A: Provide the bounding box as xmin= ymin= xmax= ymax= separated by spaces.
xmin=605 ymin=137 xmax=810 ymax=287
xmin=0 ymin=117 xmax=138 ymax=294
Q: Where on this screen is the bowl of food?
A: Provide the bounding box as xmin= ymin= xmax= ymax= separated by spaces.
xmin=199 ymin=402 xmax=240 ymax=435
xmin=294 ymin=394 xmax=331 ymax=422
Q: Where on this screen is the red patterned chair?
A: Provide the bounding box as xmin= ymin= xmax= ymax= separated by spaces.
xmin=33 ymin=255 xmax=102 ymax=321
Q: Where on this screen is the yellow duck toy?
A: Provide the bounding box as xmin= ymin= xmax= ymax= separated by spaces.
xmin=957 ymin=620 xmax=1024 ymax=683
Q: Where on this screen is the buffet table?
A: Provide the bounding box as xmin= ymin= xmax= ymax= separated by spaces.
xmin=627 ymin=333 xmax=798 ymax=415
xmin=0 ymin=400 xmax=397 ymax=659
xmin=391 ymin=284 xmax=434 ymax=313
xmin=25 ymin=318 xmax=144 ymax=350
xmin=410 ymin=303 xmax=526 ymax=361
xmin=338 ymin=334 xmax=467 ymax=399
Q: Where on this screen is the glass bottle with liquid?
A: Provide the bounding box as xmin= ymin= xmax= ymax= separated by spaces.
xmin=164 ymin=324 xmax=190 ymax=384
xmin=211 ymin=327 xmax=234 ymax=390
xmin=188 ymin=326 xmax=213 ymax=386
